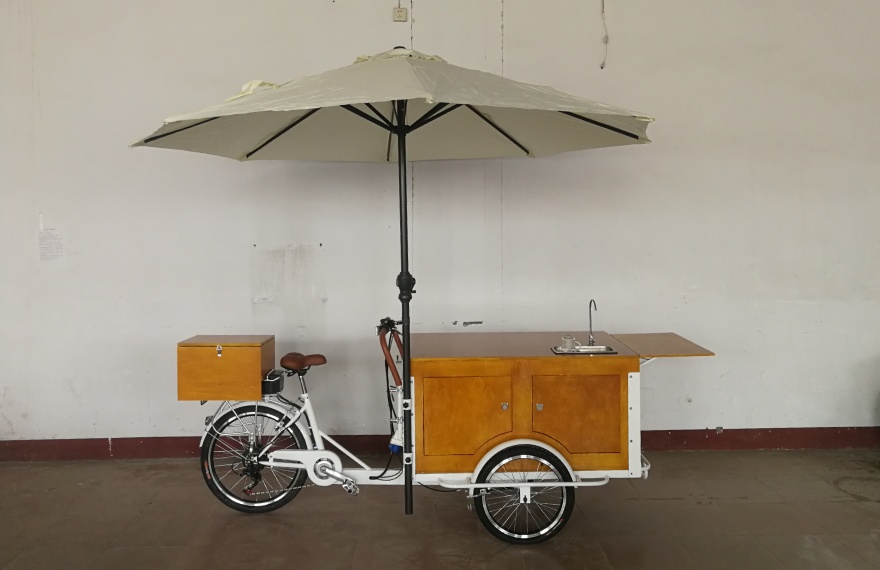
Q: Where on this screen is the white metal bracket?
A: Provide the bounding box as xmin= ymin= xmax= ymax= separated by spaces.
xmin=438 ymin=475 xmax=611 ymax=498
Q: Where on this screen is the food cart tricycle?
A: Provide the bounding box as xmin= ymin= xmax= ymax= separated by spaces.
xmin=177 ymin=317 xmax=712 ymax=544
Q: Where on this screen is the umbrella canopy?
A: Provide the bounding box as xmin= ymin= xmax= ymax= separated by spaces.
xmin=134 ymin=47 xmax=653 ymax=515
xmin=133 ymin=48 xmax=652 ymax=162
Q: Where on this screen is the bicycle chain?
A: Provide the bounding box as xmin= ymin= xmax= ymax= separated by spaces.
xmin=242 ymin=477 xmax=317 ymax=497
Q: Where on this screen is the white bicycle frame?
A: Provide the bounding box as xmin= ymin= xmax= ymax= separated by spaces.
xmin=262 ymin=389 xmax=404 ymax=489
xmin=203 ymin=370 xmax=650 ymax=497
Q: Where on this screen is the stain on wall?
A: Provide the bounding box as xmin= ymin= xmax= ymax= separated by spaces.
xmin=251 ymin=244 xmax=327 ymax=339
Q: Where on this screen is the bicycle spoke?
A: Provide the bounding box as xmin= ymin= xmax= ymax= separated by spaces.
xmin=478 ymin=451 xmax=570 ymax=541
xmin=530 ymin=497 xmax=555 ymax=523
xmin=205 ymin=407 xmax=308 ymax=511
xmin=213 ymin=437 xmax=247 ymax=460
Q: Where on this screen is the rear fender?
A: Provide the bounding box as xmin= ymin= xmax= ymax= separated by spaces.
xmin=199 ymin=401 xmax=312 ymax=450
xmin=471 ymin=438 xmax=576 ymax=481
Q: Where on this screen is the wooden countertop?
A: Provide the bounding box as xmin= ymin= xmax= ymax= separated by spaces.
xmin=612 ymin=333 xmax=714 ymax=358
xmin=411 ymin=331 xmax=713 ymax=359
xmin=410 ymin=331 xmax=637 ymax=359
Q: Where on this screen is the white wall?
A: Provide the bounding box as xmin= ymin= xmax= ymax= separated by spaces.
xmin=2 ymin=0 xmax=879 ymax=440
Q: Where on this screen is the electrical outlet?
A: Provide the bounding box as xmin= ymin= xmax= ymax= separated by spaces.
xmin=393 ymin=7 xmax=408 ymax=22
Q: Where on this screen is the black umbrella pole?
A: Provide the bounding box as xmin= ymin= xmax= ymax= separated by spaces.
xmin=395 ymin=100 xmax=415 ymax=515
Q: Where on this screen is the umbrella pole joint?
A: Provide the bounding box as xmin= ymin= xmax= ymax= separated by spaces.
xmin=396 ymin=272 xmax=416 ymax=302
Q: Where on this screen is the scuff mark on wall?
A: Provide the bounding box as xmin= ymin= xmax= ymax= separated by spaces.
xmin=462 ymin=321 xmax=483 ymax=327
xmin=66 ymin=378 xmax=83 ymax=406
xmin=251 ymin=244 xmax=328 ymax=339
xmin=0 ymin=387 xmax=17 ymax=437
xmin=0 ymin=411 xmax=15 ymax=437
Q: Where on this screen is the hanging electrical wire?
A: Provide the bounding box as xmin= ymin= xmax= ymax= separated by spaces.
xmin=600 ymin=0 xmax=609 ymax=69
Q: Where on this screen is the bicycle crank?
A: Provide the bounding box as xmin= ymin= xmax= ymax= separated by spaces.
xmin=314 ymin=458 xmax=359 ymax=495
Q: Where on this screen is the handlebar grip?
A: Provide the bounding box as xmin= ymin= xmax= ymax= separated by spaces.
xmin=378 ymin=328 xmax=403 ymax=387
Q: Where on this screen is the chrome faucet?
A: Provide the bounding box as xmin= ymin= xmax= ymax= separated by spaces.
xmin=588 ymin=299 xmax=597 ymax=346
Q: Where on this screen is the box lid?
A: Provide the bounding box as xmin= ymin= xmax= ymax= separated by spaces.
xmin=178 ymin=335 xmax=274 ymax=347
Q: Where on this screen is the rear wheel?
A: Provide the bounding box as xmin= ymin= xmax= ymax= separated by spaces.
xmin=201 ymin=404 xmax=308 ymax=513
xmin=473 ymin=445 xmax=575 ymax=544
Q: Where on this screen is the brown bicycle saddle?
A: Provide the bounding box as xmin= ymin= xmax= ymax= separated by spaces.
xmin=280 ymin=352 xmax=327 ymax=371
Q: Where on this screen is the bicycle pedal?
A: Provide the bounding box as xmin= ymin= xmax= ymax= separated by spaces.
xmin=341 ymin=480 xmax=359 ymax=496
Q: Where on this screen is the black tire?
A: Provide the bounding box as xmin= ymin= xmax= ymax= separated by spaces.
xmin=201 ymin=404 xmax=308 ymax=514
xmin=473 ymin=445 xmax=575 ymax=544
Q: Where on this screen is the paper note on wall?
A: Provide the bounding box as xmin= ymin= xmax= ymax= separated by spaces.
xmin=38 ymin=228 xmax=64 ymax=261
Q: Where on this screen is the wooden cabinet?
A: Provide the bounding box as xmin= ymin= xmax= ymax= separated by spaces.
xmin=422 ymin=375 xmax=513 ymax=456
xmin=177 ymin=335 xmax=275 ymax=401
xmin=411 ymin=332 xmax=639 ymax=474
xmin=532 ymin=373 xmax=622 ymax=454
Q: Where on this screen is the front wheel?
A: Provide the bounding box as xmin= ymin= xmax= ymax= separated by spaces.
xmin=201 ymin=404 xmax=308 ymax=514
xmin=473 ymin=445 xmax=575 ymax=544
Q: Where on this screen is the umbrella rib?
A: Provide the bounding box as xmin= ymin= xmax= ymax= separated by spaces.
xmin=386 ymin=130 xmax=393 ymax=163
xmin=408 ymin=104 xmax=462 ymax=133
xmin=142 ymin=117 xmax=219 ymax=144
xmin=409 ymin=103 xmax=449 ymax=130
xmin=464 ymin=105 xmax=530 ymax=156
xmin=384 ymin=102 xmax=402 ymax=162
xmin=559 ymin=111 xmax=641 ymax=140
xmin=245 ymin=108 xmax=321 ymax=159
xmin=342 ymin=105 xmax=393 ymax=132
xmin=364 ymin=103 xmax=393 ymax=129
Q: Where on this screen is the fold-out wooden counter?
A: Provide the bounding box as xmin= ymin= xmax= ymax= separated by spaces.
xmin=410 ymin=331 xmax=712 ymax=475
xmin=612 ymin=332 xmax=714 ymax=359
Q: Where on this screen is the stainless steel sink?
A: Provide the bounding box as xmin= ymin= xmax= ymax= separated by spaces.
xmin=552 ymin=345 xmax=617 ymax=355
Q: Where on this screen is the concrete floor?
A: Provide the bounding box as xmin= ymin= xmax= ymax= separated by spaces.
xmin=0 ymin=450 xmax=878 ymax=569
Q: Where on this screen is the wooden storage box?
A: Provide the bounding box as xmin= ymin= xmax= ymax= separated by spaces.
xmin=177 ymin=335 xmax=275 ymax=401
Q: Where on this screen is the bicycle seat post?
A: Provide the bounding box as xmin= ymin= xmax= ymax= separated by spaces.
xmin=298 ymin=372 xmax=308 ymax=395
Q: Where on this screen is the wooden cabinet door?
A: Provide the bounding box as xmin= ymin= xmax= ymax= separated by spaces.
xmin=422 ymin=376 xmax=512 ymax=456
xmin=531 ymin=374 xmax=622 ymax=454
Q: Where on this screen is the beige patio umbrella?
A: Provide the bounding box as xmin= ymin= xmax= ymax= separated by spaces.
xmin=133 ymin=47 xmax=654 ymax=513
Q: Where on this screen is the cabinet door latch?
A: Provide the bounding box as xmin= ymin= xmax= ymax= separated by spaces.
xmin=535 ymin=403 xmax=544 ymax=411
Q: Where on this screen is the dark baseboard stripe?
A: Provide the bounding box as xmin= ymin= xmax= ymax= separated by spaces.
xmin=641 ymin=427 xmax=880 ymax=451
xmin=0 ymin=437 xmax=202 ymax=461
xmin=0 ymin=435 xmax=393 ymax=462
xmin=2 ymin=427 xmax=878 ymax=461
